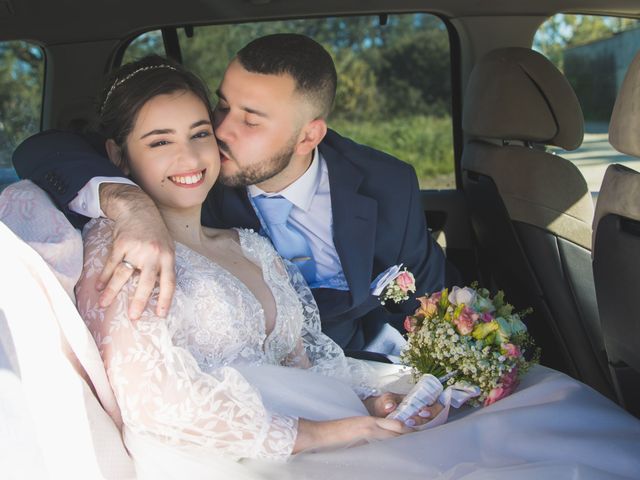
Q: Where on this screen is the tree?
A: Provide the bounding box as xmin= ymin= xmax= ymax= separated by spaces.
xmin=0 ymin=42 xmax=44 ymax=168
xmin=373 ymin=28 xmax=451 ymax=117
xmin=534 ymin=14 xmax=639 ymax=70
xmin=331 ymin=48 xmax=380 ymax=121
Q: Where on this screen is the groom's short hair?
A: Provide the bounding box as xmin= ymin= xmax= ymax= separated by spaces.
xmin=236 ymin=33 xmax=337 ymax=119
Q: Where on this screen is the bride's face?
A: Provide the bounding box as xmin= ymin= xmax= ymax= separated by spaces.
xmin=123 ymin=90 xmax=219 ymax=210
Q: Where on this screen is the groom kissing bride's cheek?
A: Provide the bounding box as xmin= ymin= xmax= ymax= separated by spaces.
xmin=13 ymin=33 xmax=454 ymax=465
xmin=15 ymin=33 xmax=455 ymax=355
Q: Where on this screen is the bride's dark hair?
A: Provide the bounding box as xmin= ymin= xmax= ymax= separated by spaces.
xmin=96 ymin=54 xmax=213 ymax=157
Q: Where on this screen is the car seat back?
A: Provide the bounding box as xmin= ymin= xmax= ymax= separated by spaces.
xmin=461 ymin=47 xmax=614 ymax=398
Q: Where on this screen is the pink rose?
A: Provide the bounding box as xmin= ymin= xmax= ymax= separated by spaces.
xmin=484 ymin=386 xmax=508 ymax=406
xmin=482 ymin=312 xmax=494 ymax=323
xmin=501 ymin=367 xmax=519 ymax=388
xmin=485 ymin=368 xmax=519 ymax=406
xmin=503 ymin=343 xmax=520 ymax=358
xmin=395 ymin=271 xmax=416 ymax=293
xmin=453 ymin=306 xmax=479 ymax=335
xmin=404 ymin=315 xmax=417 ymax=333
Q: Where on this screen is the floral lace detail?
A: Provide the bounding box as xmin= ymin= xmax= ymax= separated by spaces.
xmin=75 ymin=220 xmax=379 ymax=462
xmin=76 ymin=220 xmax=297 ymax=461
xmin=237 ymin=230 xmax=380 ymax=398
xmin=281 ymin=260 xmax=381 ymax=399
xmin=236 ymin=229 xmax=302 ymax=365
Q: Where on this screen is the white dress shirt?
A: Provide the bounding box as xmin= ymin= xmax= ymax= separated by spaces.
xmin=70 ymin=176 xmax=137 ymax=218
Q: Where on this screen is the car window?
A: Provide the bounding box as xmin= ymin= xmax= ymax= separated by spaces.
xmin=122 ymin=14 xmax=454 ymax=190
xmin=0 ymin=41 xmax=44 ymax=192
xmin=121 ymin=30 xmax=165 ymax=64
xmin=534 ymin=15 xmax=640 ymax=198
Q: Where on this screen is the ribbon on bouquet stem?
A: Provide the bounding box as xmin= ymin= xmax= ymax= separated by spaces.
xmin=415 ymin=381 xmax=480 ymax=430
xmin=387 ymin=373 xmax=480 ymax=431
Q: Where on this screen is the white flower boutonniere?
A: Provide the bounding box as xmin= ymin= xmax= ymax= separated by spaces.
xmin=370 ymin=264 xmax=416 ymax=305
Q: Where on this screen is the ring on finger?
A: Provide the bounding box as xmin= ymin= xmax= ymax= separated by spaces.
xmin=121 ymin=259 xmax=137 ymax=271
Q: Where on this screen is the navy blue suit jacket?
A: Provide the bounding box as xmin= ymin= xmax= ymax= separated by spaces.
xmin=13 ymin=129 xmax=447 ymax=349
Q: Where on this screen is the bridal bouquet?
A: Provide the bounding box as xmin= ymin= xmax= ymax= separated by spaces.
xmin=402 ymin=285 xmax=539 ymax=406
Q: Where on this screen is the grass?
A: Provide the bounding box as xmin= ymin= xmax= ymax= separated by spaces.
xmin=329 ymin=115 xmax=455 ymax=189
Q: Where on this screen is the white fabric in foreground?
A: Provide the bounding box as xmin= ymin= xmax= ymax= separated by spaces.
xmin=0 ymin=312 xmax=47 ymax=479
xmin=0 ymin=180 xmax=124 ymax=427
xmin=247 ymin=365 xmax=640 ymax=480
xmin=0 ymin=180 xmax=83 ymax=299
xmin=125 ymin=361 xmax=640 ymax=480
xmin=0 ymin=214 xmax=134 ymax=478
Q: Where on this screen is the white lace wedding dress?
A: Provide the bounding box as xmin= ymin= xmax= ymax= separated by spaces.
xmin=73 ymin=218 xmax=640 ymax=480
xmin=75 ymin=218 xmax=381 ymax=466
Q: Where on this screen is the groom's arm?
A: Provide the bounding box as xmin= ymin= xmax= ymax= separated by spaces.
xmin=12 ymin=130 xmax=130 ymax=225
xmin=12 ymin=129 xmax=176 ymax=319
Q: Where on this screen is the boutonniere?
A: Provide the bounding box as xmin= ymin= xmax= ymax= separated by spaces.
xmin=370 ymin=264 xmax=416 ymax=305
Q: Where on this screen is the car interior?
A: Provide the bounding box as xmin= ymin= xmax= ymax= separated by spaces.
xmin=1 ymin=0 xmax=639 ymax=447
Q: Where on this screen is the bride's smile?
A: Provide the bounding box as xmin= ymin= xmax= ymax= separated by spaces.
xmin=106 ymin=90 xmax=220 ymax=212
xmin=168 ymin=168 xmax=207 ymax=187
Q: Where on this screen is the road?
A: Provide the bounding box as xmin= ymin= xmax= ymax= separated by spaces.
xmin=563 ymin=131 xmax=640 ymax=193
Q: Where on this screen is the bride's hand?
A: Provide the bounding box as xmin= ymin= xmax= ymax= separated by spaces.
xmin=293 ymin=416 xmax=413 ymax=453
xmin=97 ymin=184 xmax=175 ymax=320
xmin=364 ymin=392 xmax=444 ymax=427
xmin=364 ymin=392 xmax=404 ymax=416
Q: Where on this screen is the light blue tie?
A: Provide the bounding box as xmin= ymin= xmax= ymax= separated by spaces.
xmin=253 ymin=195 xmax=317 ymax=284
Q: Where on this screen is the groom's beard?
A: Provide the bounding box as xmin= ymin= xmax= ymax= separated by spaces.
xmin=218 ymin=137 xmax=297 ymax=188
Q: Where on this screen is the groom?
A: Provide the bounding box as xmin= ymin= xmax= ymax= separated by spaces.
xmin=13 ymin=34 xmax=449 ymax=353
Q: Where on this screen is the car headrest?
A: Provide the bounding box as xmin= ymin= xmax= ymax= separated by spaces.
xmin=463 ymin=47 xmax=584 ymax=151
xmin=593 ymin=163 xmax=640 ymax=250
xmin=609 ymin=50 xmax=640 ymax=157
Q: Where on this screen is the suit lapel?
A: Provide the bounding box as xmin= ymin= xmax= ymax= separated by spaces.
xmin=321 ymin=141 xmax=378 ymax=309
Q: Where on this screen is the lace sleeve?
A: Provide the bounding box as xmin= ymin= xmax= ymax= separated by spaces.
xmin=279 ymin=259 xmax=380 ymax=400
xmin=75 ymin=219 xmax=297 ymax=462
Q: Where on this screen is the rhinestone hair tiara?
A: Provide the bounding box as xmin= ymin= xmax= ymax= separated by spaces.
xmin=100 ymin=64 xmax=178 ymax=113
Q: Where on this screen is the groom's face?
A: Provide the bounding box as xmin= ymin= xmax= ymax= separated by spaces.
xmin=213 ymin=60 xmax=309 ymax=189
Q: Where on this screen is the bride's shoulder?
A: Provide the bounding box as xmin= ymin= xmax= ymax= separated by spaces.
xmin=81 ymin=219 xmax=122 ymax=257
xmin=82 ymin=217 xmax=115 ymax=242
xmin=235 ymin=228 xmax=278 ymax=258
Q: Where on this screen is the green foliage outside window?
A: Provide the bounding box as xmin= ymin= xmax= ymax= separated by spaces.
xmin=4 ymin=14 xmax=640 ymax=187
xmin=0 ymin=41 xmax=43 ymax=169
xmin=534 ymin=15 xmax=637 ymax=69
xmin=534 ymin=15 xmax=639 ymax=122
xmin=0 ymin=15 xmax=454 ymax=188
xmin=124 ymin=14 xmax=454 ymax=188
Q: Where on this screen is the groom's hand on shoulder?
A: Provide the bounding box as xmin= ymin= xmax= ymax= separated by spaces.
xmin=96 ymin=184 xmax=176 ymax=320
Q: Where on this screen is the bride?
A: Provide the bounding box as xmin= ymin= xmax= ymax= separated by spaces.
xmin=75 ymin=54 xmax=442 ymax=467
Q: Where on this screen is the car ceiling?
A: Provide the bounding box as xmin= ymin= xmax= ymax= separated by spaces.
xmin=2 ymin=0 xmax=640 ymax=45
